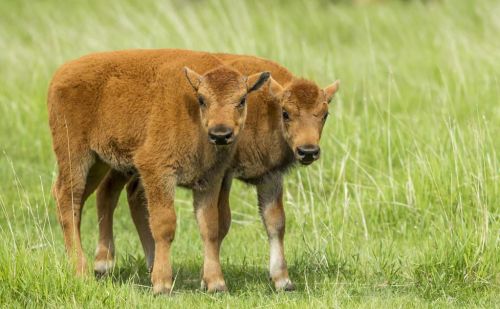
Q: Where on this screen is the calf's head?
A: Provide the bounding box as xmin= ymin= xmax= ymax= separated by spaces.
xmin=271 ymin=78 xmax=340 ymax=165
xmin=185 ymin=66 xmax=270 ymax=145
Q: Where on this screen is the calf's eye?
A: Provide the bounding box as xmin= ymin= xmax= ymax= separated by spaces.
xmin=198 ymin=97 xmax=206 ymax=107
xmin=282 ymin=109 xmax=290 ymax=121
xmin=323 ymin=112 xmax=329 ymax=121
xmin=238 ymin=97 xmax=246 ymax=108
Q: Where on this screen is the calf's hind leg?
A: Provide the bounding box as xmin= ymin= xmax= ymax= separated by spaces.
xmin=257 ymin=174 xmax=294 ymax=291
xmin=53 ymin=152 xmax=108 ymax=275
xmin=95 ymin=171 xmax=155 ymax=276
xmin=94 ymin=169 xmax=130 ymax=275
xmin=126 ymin=176 xmax=155 ymax=270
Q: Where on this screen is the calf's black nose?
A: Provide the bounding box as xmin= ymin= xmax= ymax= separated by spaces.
xmin=208 ymin=125 xmax=234 ymax=145
xmin=296 ymin=145 xmax=320 ymax=164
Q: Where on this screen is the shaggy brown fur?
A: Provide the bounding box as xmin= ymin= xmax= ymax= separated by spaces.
xmin=48 ymin=49 xmax=269 ymax=294
xmin=92 ymin=52 xmax=339 ymax=291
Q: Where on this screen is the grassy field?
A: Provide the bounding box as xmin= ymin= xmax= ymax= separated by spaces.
xmin=1 ymin=0 xmax=499 ymax=307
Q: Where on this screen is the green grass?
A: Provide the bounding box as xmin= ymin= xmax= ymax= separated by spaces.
xmin=1 ymin=0 xmax=499 ymax=307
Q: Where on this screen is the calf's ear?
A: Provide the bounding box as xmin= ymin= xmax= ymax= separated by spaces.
xmin=268 ymin=77 xmax=290 ymax=104
xmin=247 ymin=71 xmax=271 ymax=93
xmin=268 ymin=77 xmax=284 ymax=98
xmin=184 ymin=67 xmax=203 ymax=91
xmin=324 ymin=80 xmax=340 ymax=103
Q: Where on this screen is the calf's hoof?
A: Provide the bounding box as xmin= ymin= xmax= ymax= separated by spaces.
xmin=94 ymin=259 xmax=115 ymax=277
xmin=201 ymin=279 xmax=228 ymax=293
xmin=274 ymin=278 xmax=295 ymax=291
xmin=153 ymin=282 xmax=173 ymax=295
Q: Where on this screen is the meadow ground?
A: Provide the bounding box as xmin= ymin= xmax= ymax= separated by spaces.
xmin=1 ymin=0 xmax=499 ymax=307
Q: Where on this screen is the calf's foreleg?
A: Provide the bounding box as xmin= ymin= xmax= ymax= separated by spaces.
xmin=257 ymin=174 xmax=294 ymax=291
xmin=135 ymin=161 xmax=177 ymax=295
xmin=194 ymin=177 xmax=227 ymax=292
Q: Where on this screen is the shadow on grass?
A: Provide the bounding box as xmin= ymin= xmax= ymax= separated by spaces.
xmin=102 ymin=253 xmax=345 ymax=295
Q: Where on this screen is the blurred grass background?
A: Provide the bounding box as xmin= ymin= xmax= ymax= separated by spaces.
xmin=0 ymin=0 xmax=499 ymax=307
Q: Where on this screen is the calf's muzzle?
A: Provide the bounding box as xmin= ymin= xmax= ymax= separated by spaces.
xmin=208 ymin=125 xmax=234 ymax=145
xmin=296 ymin=144 xmax=320 ymax=165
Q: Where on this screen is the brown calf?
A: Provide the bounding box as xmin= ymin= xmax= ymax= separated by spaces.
xmin=216 ymin=54 xmax=339 ymax=290
xmin=93 ymin=53 xmax=339 ymax=291
xmin=48 ymin=49 xmax=269 ymax=294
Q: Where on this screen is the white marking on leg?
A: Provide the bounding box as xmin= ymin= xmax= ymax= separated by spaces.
xmin=94 ymin=243 xmax=115 ymax=274
xmin=269 ymin=237 xmax=284 ymax=278
xmin=94 ymin=259 xmax=115 ymax=274
xmin=275 ymin=277 xmax=294 ymax=291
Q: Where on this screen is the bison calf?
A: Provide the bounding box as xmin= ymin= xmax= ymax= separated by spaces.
xmin=94 ymin=52 xmax=339 ymax=291
xmin=48 ymin=49 xmax=269 ymax=294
